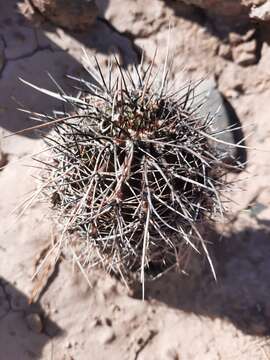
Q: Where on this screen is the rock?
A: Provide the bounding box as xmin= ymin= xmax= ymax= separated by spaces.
xmin=26 ymin=313 xmax=43 ymax=333
xmin=29 ymin=0 xmax=98 ymax=31
xmin=65 ymin=341 xmax=72 ymax=349
xmin=228 ymin=32 xmax=245 ymax=46
xmin=228 ymin=29 xmax=255 ymax=46
xmin=91 ymin=316 xmax=102 ymax=327
xmin=98 ymin=326 xmax=116 ymax=345
xmin=218 ymin=43 xmax=232 ymax=59
xmin=195 ymin=78 xmax=240 ymax=161
xmin=227 ymin=29 xmax=257 ymax=66
xmin=251 ymin=1 xmax=270 ymax=21
xmin=232 ymin=40 xmax=257 ymax=66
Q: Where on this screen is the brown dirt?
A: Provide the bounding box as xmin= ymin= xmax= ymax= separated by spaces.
xmin=1 ymin=0 xmax=270 ymax=359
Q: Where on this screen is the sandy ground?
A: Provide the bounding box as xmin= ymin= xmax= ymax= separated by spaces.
xmin=1 ymin=0 xmax=270 ymax=359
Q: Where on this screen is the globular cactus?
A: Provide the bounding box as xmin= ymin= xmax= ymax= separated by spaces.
xmin=21 ymin=52 xmax=237 ymax=292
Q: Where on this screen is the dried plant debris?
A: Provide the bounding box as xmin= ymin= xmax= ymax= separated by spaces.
xmin=18 ymin=51 xmax=243 ymax=293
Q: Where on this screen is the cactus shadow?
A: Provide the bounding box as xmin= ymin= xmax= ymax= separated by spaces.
xmin=0 ymin=0 xmax=137 ymax=139
xmin=0 ymin=277 xmax=63 ymax=359
xmin=137 ymin=224 xmax=270 ymax=336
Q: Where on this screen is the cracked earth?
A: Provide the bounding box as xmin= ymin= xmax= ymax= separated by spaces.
xmin=1 ymin=0 xmax=270 ymax=359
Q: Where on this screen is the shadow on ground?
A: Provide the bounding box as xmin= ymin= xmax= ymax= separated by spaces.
xmin=0 ymin=0 xmax=138 ymax=138
xmin=134 ymin=222 xmax=270 ymax=336
xmin=0 ymin=0 xmax=248 ymax=151
xmin=0 ymin=277 xmax=63 ymax=359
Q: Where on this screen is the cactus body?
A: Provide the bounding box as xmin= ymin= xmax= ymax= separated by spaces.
xmin=23 ymin=54 xmax=237 ymax=284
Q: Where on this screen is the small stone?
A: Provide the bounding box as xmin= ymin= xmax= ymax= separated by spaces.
xmin=218 ymin=44 xmax=232 ymax=60
xmin=195 ymin=78 xmax=239 ymax=161
xmin=251 ymin=1 xmax=270 ymax=22
xmin=26 ymin=313 xmax=43 ymax=333
xmin=228 ymin=32 xmax=243 ymax=46
xmin=232 ymin=40 xmax=257 ymax=66
xmin=65 ymin=341 xmax=72 ymax=349
xmin=228 ymin=28 xmax=256 ymax=47
xmin=91 ymin=316 xmax=102 ymax=327
xmin=98 ymin=326 xmax=116 ymax=345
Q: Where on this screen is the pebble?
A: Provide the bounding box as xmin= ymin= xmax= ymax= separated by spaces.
xmin=251 ymin=1 xmax=270 ymax=21
xmin=195 ymin=78 xmax=239 ymax=161
xmin=232 ymin=40 xmax=257 ymax=66
xmin=65 ymin=341 xmax=72 ymax=349
xmin=98 ymin=326 xmax=116 ymax=345
xmin=218 ymin=44 xmax=232 ymax=60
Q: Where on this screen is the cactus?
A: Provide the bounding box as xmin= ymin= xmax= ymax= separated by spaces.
xmin=20 ymin=52 xmax=239 ymax=293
